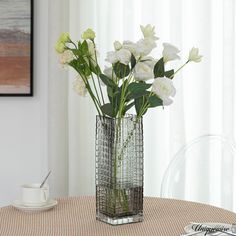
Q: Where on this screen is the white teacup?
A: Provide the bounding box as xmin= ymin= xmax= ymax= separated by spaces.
xmin=21 ymin=183 xmax=49 ymax=206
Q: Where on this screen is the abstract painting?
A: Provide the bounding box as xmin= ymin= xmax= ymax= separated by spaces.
xmin=0 ymin=0 xmax=33 ymax=96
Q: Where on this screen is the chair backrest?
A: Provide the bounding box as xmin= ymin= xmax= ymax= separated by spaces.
xmin=160 ymin=134 xmax=236 ymax=211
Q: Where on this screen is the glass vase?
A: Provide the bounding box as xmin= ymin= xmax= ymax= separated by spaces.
xmin=95 ymin=114 xmax=144 ymax=225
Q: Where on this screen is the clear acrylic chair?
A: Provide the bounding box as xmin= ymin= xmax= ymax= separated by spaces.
xmin=160 ymin=134 xmax=236 ymax=211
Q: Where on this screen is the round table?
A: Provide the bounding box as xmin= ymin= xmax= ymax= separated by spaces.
xmin=1 ymin=196 xmax=236 ymax=236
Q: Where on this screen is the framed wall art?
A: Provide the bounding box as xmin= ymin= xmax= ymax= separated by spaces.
xmin=0 ymin=0 xmax=33 ymax=96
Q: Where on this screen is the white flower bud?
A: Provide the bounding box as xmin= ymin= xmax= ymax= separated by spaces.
xmin=188 ymin=47 xmax=202 ymax=63
xmin=140 ymin=24 xmax=159 ymax=41
xmin=113 ymin=41 xmax=122 ymax=51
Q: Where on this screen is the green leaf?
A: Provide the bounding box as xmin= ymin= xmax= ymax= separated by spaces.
xmin=89 ymin=62 xmax=101 ymax=75
xmin=128 ymin=90 xmax=149 ymax=101
xmin=80 ymin=40 xmax=89 ymax=55
xmin=107 ymin=87 xmax=120 ymax=98
xmin=135 ymin=97 xmax=142 ymax=116
xmin=135 ymin=96 xmax=147 ymax=116
xmin=124 ymin=102 xmax=135 ymax=113
xmin=77 ymin=57 xmax=91 ymax=76
xmin=100 ymin=103 xmax=116 ymax=117
xmin=99 ymin=74 xmax=117 ymax=88
xmin=148 ymin=95 xmax=163 ymax=107
xmin=106 ymin=86 xmax=120 ymax=117
xmin=165 ymin=69 xmax=174 ymax=79
xmin=96 ymin=65 xmax=101 ymax=75
xmin=84 ymin=65 xmax=91 ymax=76
xmin=126 ymin=82 xmax=151 ymax=100
xmin=68 ymin=58 xmax=90 ymax=76
xmin=154 ymin=58 xmax=165 ymax=78
xmin=128 ymin=82 xmax=152 ymax=91
xmin=71 ymin=49 xmax=80 ymax=56
xmin=107 ymin=87 xmax=114 ymax=98
xmin=68 ymin=59 xmax=79 ymax=71
xmin=113 ymin=62 xmax=130 ymax=78
xmin=131 ymin=54 xmax=136 ymax=69
xmin=115 ymin=88 xmax=122 ymax=115
xmin=107 ymin=86 xmax=118 ymax=100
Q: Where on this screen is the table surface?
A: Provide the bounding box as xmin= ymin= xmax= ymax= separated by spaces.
xmin=1 ymin=196 xmax=236 ymax=236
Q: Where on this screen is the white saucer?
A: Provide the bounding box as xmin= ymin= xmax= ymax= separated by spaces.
xmin=12 ymin=199 xmax=58 ymax=213
xmin=17 ymin=201 xmax=49 ymax=207
xmin=184 ymin=223 xmax=232 ymax=235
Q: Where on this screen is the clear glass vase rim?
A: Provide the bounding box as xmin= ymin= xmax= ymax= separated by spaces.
xmin=96 ymin=114 xmax=141 ymax=121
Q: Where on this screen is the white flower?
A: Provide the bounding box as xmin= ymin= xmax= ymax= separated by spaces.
xmin=105 ymin=48 xmax=131 ymax=65
xmin=140 ymin=24 xmax=159 ymax=41
xmin=55 ymin=41 xmax=65 ymax=54
xmin=59 ymin=50 xmax=74 ymax=65
xmin=136 ymin=38 xmax=156 ymax=57
xmin=141 ymin=56 xmax=157 ymax=69
xmin=81 ymin=28 xmax=96 ymax=40
xmin=123 ymin=38 xmax=156 ymax=59
xmin=59 ymin=32 xmax=70 ymax=43
xmin=116 ymin=48 xmax=131 ymax=65
xmin=123 ymin=40 xmax=140 ymax=59
xmin=105 ymin=51 xmax=118 ymax=64
xmin=114 ymin=41 xmax=122 ymax=51
xmin=188 ymin=47 xmax=202 ymax=63
xmin=162 ymin=43 xmax=180 ymax=63
xmin=55 ymin=33 xmax=70 ymax=54
xmin=152 ymin=77 xmax=176 ymax=105
xmin=134 ymin=62 xmax=154 ymax=81
xmin=73 ymin=75 xmax=87 ymax=97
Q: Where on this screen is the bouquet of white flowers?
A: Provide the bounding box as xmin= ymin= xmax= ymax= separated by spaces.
xmin=55 ymin=25 xmax=202 ymax=120
xmin=55 ymin=25 xmax=202 ymax=226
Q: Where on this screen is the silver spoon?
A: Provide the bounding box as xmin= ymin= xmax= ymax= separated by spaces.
xmin=40 ymin=171 xmax=51 ymax=188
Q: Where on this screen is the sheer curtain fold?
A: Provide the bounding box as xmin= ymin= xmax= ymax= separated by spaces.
xmin=48 ymin=0 xmax=69 ymax=197
xmin=48 ymin=0 xmax=236 ymax=202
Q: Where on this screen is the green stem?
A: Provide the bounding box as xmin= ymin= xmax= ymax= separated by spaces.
xmin=69 ymin=40 xmax=78 ymax=49
xmin=92 ymin=40 xmax=105 ymax=105
xmin=79 ymin=72 xmax=102 ymax=116
xmin=112 ymin=118 xmax=130 ymax=213
xmin=90 ymin=72 xmax=102 ymax=107
xmin=138 ymin=91 xmax=154 ymax=117
xmin=117 ymin=72 xmax=134 ymax=119
xmin=67 ymin=40 xmax=103 ymax=116
xmin=118 ymin=62 xmax=138 ymax=118
xmin=116 ymin=115 xmax=141 ymax=161
xmin=170 ymin=60 xmax=189 ymax=79
xmin=97 ymin=77 xmax=105 ymax=105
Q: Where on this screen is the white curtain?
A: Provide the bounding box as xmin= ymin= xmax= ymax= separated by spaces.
xmin=47 ymin=0 xmax=236 ymax=203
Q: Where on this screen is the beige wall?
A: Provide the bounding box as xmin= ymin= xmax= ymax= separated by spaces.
xmin=0 ymin=0 xmax=49 ymax=206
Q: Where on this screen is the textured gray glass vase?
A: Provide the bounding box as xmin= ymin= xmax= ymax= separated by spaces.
xmin=95 ymin=115 xmax=144 ymax=225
